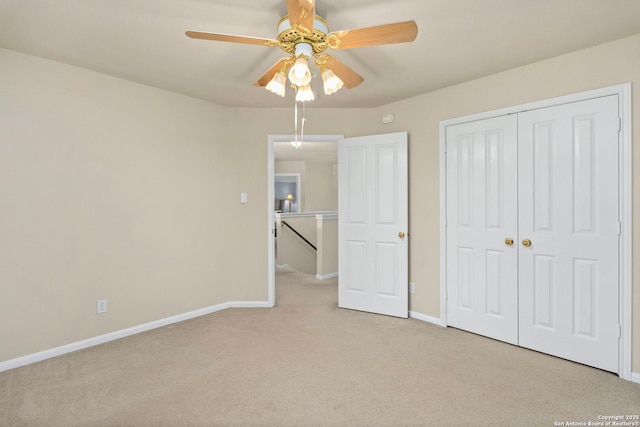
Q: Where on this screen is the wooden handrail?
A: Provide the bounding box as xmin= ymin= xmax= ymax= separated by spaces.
xmin=281 ymin=221 xmax=317 ymax=251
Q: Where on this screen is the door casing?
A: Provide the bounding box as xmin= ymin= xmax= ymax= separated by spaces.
xmin=439 ymin=84 xmax=632 ymax=380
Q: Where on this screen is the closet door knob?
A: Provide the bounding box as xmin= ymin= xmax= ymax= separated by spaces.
xmin=505 ymin=238 xmax=514 ymax=246
xmin=398 ymin=231 xmax=406 ymax=239
xmin=522 ymin=239 xmax=532 ymax=247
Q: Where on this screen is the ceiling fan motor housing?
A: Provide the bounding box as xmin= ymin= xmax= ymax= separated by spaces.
xmin=277 ymin=16 xmax=331 ymax=55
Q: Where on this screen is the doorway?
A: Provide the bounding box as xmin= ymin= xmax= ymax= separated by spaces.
xmin=274 ymin=174 xmax=300 ymax=213
xmin=267 ymin=134 xmax=343 ymax=306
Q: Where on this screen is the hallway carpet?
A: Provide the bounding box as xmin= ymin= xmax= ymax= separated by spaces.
xmin=1 ymin=269 xmax=639 ymax=426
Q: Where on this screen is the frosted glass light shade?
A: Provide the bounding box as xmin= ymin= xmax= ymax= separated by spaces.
xmin=265 ymin=72 xmax=286 ymax=97
xmin=322 ymin=68 xmax=344 ymax=95
xmin=295 ymin=84 xmax=315 ymax=102
xmin=288 ymin=56 xmax=312 ymax=86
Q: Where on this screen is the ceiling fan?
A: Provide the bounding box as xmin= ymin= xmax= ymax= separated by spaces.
xmin=186 ymin=0 xmax=418 ymax=101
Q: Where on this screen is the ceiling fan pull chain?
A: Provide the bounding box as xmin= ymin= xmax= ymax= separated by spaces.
xmin=301 ymin=100 xmax=306 ymax=147
xmin=294 ymin=94 xmax=298 ymax=143
xmin=291 ymin=92 xmax=302 ymax=149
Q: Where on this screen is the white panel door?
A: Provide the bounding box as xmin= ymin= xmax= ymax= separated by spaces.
xmin=445 ymin=115 xmax=519 ymax=344
xmin=518 ymin=96 xmax=620 ymax=372
xmin=338 ymin=132 xmax=408 ymax=318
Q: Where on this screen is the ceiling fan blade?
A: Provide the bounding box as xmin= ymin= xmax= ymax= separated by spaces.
xmin=323 ymin=55 xmax=364 ymax=89
xmin=254 ymin=58 xmax=291 ymax=87
xmin=287 ymin=0 xmax=315 ymax=33
xmin=328 ymin=21 xmax=418 ymax=50
xmin=186 ymin=31 xmax=279 ymax=47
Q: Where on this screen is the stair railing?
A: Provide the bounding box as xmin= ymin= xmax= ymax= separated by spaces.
xmin=281 ymin=220 xmax=317 ymax=251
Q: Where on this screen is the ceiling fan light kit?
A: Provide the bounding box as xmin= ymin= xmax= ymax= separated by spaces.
xmin=265 ymin=70 xmax=287 ymax=97
xmin=295 ymin=83 xmax=316 ymax=102
xmin=288 ymin=54 xmax=313 ymax=86
xmin=186 ymin=0 xmax=418 ymax=102
xmin=321 ymin=68 xmax=343 ymax=95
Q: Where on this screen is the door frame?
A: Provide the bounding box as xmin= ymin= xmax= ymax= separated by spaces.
xmin=438 ymin=83 xmax=632 ymax=380
xmin=267 ymin=134 xmax=343 ymax=307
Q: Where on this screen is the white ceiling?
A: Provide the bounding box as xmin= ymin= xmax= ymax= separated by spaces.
xmin=2 ymin=0 xmax=640 ymax=108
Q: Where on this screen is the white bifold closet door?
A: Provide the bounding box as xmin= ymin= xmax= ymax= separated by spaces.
xmin=445 ymin=114 xmax=519 ymax=345
xmin=446 ymin=95 xmax=620 ymax=373
xmin=517 ymin=96 xmax=620 ymax=372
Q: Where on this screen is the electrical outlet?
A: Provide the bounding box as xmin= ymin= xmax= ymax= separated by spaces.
xmin=409 ymin=282 xmax=415 ymax=294
xmin=97 ymin=299 xmax=107 ymax=314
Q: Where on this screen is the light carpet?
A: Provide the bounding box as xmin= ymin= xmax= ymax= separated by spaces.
xmin=1 ymin=269 xmax=639 ymax=426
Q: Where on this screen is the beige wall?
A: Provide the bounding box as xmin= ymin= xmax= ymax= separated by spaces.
xmin=275 ymin=160 xmax=338 ymax=212
xmin=0 ymin=49 xmax=241 ymax=361
xmin=305 ymin=161 xmax=338 ymax=212
xmin=2 ymin=32 xmax=640 ymax=374
xmin=317 ymin=217 xmax=338 ymax=278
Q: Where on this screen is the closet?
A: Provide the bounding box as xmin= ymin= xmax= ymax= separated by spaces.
xmin=445 ymin=95 xmax=620 ymax=373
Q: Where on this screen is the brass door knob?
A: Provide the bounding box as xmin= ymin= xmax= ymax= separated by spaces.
xmin=505 ymin=238 xmax=514 ymax=246
xmin=398 ymin=232 xmax=406 ymax=239
xmin=522 ymin=239 xmax=532 ymax=247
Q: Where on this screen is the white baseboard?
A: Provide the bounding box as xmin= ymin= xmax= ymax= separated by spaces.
xmin=0 ymin=300 xmax=269 ymax=373
xmin=409 ymin=310 xmax=443 ymax=326
xmin=315 ymin=272 xmax=338 ymax=280
xmin=631 ymin=372 xmax=640 ymax=384
xmin=231 ymin=301 xmax=272 ymax=308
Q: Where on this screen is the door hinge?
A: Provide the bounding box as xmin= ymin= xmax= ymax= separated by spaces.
xmin=618 ymin=221 xmax=622 ymax=236
xmin=618 ymin=117 xmax=622 ymax=132
xmin=618 ymin=324 xmax=622 ymax=338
